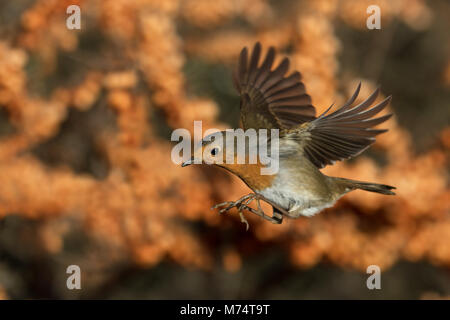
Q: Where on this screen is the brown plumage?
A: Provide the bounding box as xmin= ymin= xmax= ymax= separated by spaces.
xmin=182 ymin=42 xmax=396 ymax=228
xmin=233 ymin=42 xmax=316 ymax=130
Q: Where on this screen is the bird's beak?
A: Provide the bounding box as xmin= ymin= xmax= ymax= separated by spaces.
xmin=181 ymin=158 xmax=195 ymax=167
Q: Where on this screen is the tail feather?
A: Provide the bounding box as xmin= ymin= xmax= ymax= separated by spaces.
xmin=335 ymin=178 xmax=396 ymax=195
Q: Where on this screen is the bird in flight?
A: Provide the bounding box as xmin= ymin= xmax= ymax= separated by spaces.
xmin=182 ymin=42 xmax=395 ymax=229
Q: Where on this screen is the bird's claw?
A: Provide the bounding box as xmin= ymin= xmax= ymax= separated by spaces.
xmin=212 ymin=193 xmax=286 ymax=227
xmin=239 ymin=210 xmax=249 ymax=231
xmin=211 ymin=201 xmax=241 ymax=214
xmin=211 ymin=194 xmax=261 ymax=230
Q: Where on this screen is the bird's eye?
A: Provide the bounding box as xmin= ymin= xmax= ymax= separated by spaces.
xmin=211 ymin=147 xmax=219 ymax=156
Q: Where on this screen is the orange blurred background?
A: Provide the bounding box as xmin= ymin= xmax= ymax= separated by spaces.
xmin=0 ymin=0 xmax=449 ymax=299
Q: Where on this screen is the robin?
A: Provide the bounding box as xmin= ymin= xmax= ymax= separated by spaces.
xmin=182 ymin=42 xmax=395 ymax=229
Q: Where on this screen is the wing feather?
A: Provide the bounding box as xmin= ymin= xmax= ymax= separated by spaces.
xmin=235 ymin=42 xmax=316 ymax=130
xmin=234 ymin=43 xmax=393 ymax=169
xmin=288 ymin=85 xmax=393 ymax=168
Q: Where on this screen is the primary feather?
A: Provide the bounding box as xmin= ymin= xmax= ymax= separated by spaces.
xmin=234 ymin=43 xmax=393 ymax=169
xmin=286 ymin=83 xmax=392 ymax=168
xmin=234 ymin=42 xmax=316 ymax=130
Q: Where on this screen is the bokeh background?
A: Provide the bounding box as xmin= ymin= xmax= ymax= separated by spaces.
xmin=0 ymin=0 xmax=449 ymax=299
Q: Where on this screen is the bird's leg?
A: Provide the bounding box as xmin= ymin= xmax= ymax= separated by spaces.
xmin=271 ymin=207 xmax=284 ymax=224
xmin=212 ymin=193 xmax=258 ymax=230
xmin=212 ymin=193 xmax=287 ymax=228
xmin=239 ymin=195 xmax=284 ymax=224
xmin=211 ymin=193 xmax=264 ymax=230
xmin=256 ymin=194 xmax=289 ymax=223
xmin=211 ymin=194 xmax=255 ymax=214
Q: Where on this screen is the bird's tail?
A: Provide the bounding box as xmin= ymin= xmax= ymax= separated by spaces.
xmin=334 ymin=178 xmax=396 ymax=195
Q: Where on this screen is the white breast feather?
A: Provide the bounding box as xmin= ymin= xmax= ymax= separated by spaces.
xmin=256 ymin=166 xmax=336 ymax=218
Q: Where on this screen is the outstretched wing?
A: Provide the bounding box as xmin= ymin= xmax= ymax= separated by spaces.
xmin=286 ymin=83 xmax=393 ymax=168
xmin=233 ymin=42 xmax=316 ymax=130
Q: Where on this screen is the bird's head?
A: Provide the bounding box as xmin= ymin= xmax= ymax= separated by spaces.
xmin=181 ymin=130 xmax=278 ymax=189
xmin=181 ymin=131 xmax=241 ymax=168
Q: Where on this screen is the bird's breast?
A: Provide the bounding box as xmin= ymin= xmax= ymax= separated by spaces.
xmin=220 ymin=162 xmax=277 ymax=191
xmin=255 ymin=157 xmax=335 ymax=217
